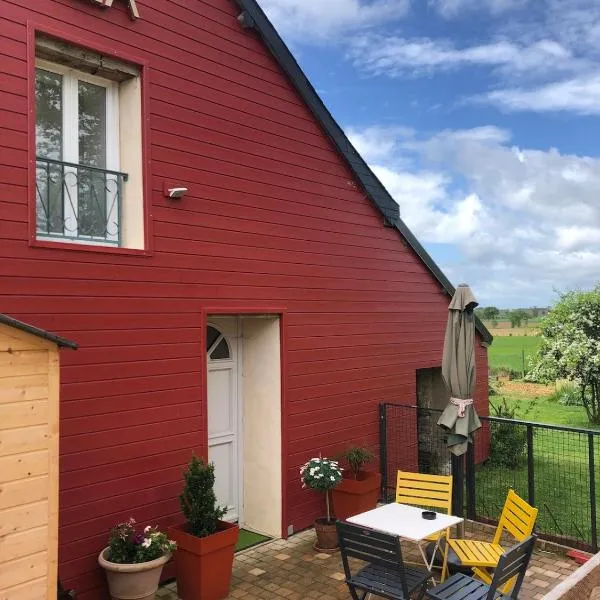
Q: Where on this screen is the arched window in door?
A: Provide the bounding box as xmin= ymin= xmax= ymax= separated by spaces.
xmin=206 ymin=325 xmax=231 ymax=360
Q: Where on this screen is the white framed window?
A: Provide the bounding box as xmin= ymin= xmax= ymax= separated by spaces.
xmin=35 ymin=60 xmax=125 ymax=245
xmin=34 ymin=34 xmax=145 ymax=250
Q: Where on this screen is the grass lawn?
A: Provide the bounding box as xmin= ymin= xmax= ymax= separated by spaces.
xmin=476 ymin=440 xmax=597 ymax=547
xmin=490 ymin=380 xmax=596 ymax=429
xmin=477 ymin=380 xmax=600 ymax=548
xmin=501 ymin=395 xmax=596 ymax=429
xmin=488 ymin=335 xmax=542 ymax=373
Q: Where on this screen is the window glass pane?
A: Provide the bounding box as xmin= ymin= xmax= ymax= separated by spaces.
xmin=78 ymin=81 xmax=107 ymax=237
xmin=35 ymin=68 xmax=63 ymax=234
xmin=210 ymin=339 xmax=230 ymax=360
xmin=78 ymin=81 xmax=106 ymax=168
xmin=36 ymin=68 xmax=62 ymax=160
xmin=207 ymin=327 xmax=220 ymax=352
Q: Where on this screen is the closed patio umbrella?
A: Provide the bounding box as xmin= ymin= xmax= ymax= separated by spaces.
xmin=438 ymin=283 xmax=481 ymax=456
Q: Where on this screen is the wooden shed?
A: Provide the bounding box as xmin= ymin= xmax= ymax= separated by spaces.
xmin=0 ymin=315 xmax=76 ymax=600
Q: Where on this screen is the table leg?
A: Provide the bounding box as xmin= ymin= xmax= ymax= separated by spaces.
xmin=418 ymin=540 xmax=440 ymax=584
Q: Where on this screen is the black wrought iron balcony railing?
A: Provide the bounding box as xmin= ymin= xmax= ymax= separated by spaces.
xmin=35 ymin=156 xmax=128 ymax=245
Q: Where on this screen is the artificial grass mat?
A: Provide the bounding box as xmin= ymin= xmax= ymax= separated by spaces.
xmin=236 ymin=529 xmax=271 ymax=552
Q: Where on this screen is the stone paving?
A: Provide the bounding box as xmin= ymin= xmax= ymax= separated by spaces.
xmin=158 ymin=528 xmax=580 ymax=600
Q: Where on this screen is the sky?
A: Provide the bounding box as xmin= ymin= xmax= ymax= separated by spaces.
xmin=256 ymin=0 xmax=600 ymax=308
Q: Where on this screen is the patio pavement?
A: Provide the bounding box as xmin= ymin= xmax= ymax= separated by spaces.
xmin=157 ymin=528 xmax=579 ymax=600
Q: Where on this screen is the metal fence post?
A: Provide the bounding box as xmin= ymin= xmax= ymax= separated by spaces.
xmin=466 ymin=441 xmax=476 ymax=520
xmin=451 ymin=453 xmax=464 ymax=517
xmin=589 ymin=434 xmax=598 ymax=553
xmin=379 ymin=403 xmax=388 ymax=501
xmin=527 ymin=425 xmax=535 ymax=507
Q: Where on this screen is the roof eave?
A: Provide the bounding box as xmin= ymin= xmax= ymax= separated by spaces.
xmin=0 ymin=314 xmax=78 ymax=349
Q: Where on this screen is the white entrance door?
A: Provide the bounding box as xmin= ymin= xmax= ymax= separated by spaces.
xmin=207 ymin=319 xmax=241 ymax=523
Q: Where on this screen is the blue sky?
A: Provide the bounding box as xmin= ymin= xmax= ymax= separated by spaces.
xmin=257 ymin=0 xmax=600 ymax=308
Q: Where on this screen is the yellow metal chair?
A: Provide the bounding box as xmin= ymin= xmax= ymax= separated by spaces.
xmin=396 ymin=471 xmax=454 ymax=580
xmin=447 ymin=489 xmax=538 ymax=593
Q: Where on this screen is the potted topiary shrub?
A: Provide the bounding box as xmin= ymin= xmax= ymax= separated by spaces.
xmin=98 ymin=518 xmax=176 ymax=600
xmin=300 ymin=457 xmax=343 ymax=551
xmin=331 ymin=446 xmax=381 ymax=520
xmin=169 ymin=456 xmax=239 ymax=600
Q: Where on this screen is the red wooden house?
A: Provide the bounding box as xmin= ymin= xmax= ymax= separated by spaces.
xmin=0 ymin=0 xmax=491 ymax=597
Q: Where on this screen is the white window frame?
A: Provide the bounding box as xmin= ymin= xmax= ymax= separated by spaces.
xmin=35 ymin=58 xmax=120 ymax=244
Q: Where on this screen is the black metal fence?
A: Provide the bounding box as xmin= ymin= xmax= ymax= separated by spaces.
xmin=380 ymin=403 xmax=600 ymax=552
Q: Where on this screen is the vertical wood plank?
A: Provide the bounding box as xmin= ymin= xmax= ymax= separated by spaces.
xmin=46 ymin=349 xmax=59 ymax=600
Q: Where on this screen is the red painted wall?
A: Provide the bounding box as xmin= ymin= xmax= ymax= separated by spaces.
xmin=0 ymin=1 xmax=489 ymax=597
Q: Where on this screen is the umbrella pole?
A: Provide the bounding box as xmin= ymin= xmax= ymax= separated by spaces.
xmin=451 ymin=454 xmax=465 ymax=537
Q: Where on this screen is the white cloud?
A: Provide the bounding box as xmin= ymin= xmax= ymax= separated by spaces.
xmin=255 ymin=0 xmax=410 ymax=42
xmin=431 ymin=0 xmax=529 ymax=18
xmin=347 ymin=124 xmax=600 ymax=306
xmin=484 ymin=74 xmax=600 ymax=114
xmin=427 ymin=125 xmax=511 ymax=144
xmin=349 ymin=35 xmax=579 ymax=79
xmin=346 ymin=125 xmax=414 ymax=163
xmin=556 ymin=227 xmax=600 ymax=252
xmin=349 ymin=129 xmax=488 ymax=245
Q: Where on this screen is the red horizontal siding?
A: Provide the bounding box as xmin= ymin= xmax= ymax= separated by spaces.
xmin=0 ymin=1 xmax=489 ymax=598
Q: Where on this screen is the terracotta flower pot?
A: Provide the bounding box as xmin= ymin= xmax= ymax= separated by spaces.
xmin=169 ymin=521 xmax=239 ymax=600
xmin=314 ymin=518 xmax=339 ymax=551
xmin=98 ymin=547 xmax=171 ymax=600
xmin=331 ymin=471 xmax=382 ymax=521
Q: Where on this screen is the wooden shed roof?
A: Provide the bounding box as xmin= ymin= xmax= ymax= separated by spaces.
xmin=0 ymin=314 xmax=78 ymax=349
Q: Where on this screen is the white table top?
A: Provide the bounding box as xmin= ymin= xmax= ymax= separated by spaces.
xmin=347 ymin=503 xmax=463 ymax=542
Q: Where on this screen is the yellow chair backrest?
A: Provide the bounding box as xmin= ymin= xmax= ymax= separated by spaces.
xmin=493 ymin=489 xmax=538 ymax=545
xmin=396 ymin=471 xmax=453 ymax=514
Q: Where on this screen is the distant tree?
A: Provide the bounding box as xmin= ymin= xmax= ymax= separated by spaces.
xmin=481 ymin=306 xmax=500 ymax=321
xmin=530 ymin=306 xmax=542 ymax=318
xmin=528 ymin=285 xmax=600 ymax=424
xmin=508 ymin=309 xmax=528 ymax=328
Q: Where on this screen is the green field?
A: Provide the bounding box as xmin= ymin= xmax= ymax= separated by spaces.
xmin=500 ymin=393 xmax=595 ymax=429
xmin=488 ymin=335 xmax=542 ymax=373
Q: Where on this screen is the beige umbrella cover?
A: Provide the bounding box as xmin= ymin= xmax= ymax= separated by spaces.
xmin=437 ymin=284 xmax=482 ymax=456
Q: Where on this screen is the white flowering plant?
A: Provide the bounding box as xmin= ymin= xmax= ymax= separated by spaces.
xmin=106 ymin=518 xmax=177 ymax=564
xmin=300 ymin=457 xmax=343 ymax=522
xmin=527 ymin=285 xmax=600 ymax=424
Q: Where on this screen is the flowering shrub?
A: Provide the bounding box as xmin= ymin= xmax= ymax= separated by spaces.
xmin=106 ymin=518 xmax=177 ymax=564
xmin=301 ymin=457 xmax=343 ymax=492
xmin=527 ymin=285 xmax=600 ymax=424
xmin=300 ymin=457 xmax=343 ymax=522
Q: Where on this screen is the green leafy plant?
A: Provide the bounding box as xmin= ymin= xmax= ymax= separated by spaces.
xmin=338 ymin=446 xmax=375 ymax=479
xmin=106 ymin=518 xmax=176 ymax=564
xmin=489 ymin=399 xmax=528 ymax=469
xmin=547 ymin=382 xmax=586 ymax=406
xmin=300 ymin=457 xmax=343 ymax=522
xmin=179 ymin=456 xmax=227 ymax=538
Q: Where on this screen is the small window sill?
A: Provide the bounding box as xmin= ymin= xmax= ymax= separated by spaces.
xmin=30 ymin=237 xmax=152 ymax=257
